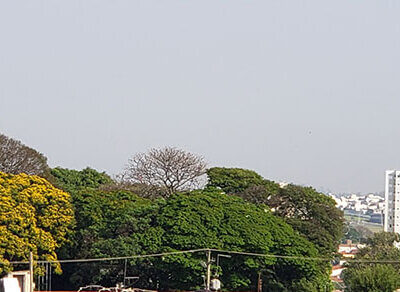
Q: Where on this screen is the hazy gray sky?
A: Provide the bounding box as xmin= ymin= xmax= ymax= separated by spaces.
xmin=1 ymin=1 xmax=399 ymax=194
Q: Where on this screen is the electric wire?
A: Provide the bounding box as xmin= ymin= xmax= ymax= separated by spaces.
xmin=9 ymin=248 xmax=208 ymax=264
xmin=8 ymin=248 xmax=400 ymax=265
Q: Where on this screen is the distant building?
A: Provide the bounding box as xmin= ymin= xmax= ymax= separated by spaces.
xmin=338 ymin=240 xmax=363 ymax=258
xmin=331 ymin=240 xmax=364 ymax=288
xmin=384 ymin=170 xmax=400 ymax=233
xmin=330 ymin=265 xmax=344 ymax=283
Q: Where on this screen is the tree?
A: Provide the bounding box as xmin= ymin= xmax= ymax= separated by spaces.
xmin=342 ymin=224 xmax=373 ymax=244
xmin=343 ymin=232 xmax=400 ymax=292
xmin=147 ymin=191 xmax=329 ymax=291
xmin=99 ymin=180 xmax=168 ymax=199
xmin=50 ymin=167 xmax=113 ymax=194
xmin=270 ymin=184 xmax=344 ymax=256
xmin=206 ymin=167 xmax=280 ymax=204
xmin=0 ymin=172 xmax=74 ymax=275
xmin=55 ymin=189 xmax=157 ymax=289
xmin=206 ymin=167 xmax=268 ymax=193
xmin=206 ymin=168 xmax=344 ymax=256
xmin=343 ymin=264 xmax=400 ymax=292
xmin=0 ymin=133 xmax=49 ymax=176
xmin=353 ymin=232 xmax=400 ymax=263
xmin=58 ymin=190 xmax=330 ymax=291
xmin=365 ymin=232 xmax=400 ymax=248
xmin=206 ymin=167 xmax=280 ymax=196
xmin=122 ymin=147 xmax=207 ymax=197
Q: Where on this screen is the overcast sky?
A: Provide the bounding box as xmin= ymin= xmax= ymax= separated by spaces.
xmin=1 ymin=1 xmax=399 ymax=194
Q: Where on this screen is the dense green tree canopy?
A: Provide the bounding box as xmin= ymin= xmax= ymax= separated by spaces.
xmin=0 ymin=142 xmax=346 ymax=290
xmin=271 ymin=184 xmax=344 ymax=255
xmin=207 ymin=167 xmax=344 ymax=256
xmin=50 ymin=167 xmax=113 ymax=194
xmin=352 ymin=232 xmax=400 ymax=264
xmin=61 ymin=189 xmax=329 ymax=291
xmin=150 ymin=191 xmax=329 ymax=291
xmin=53 ymin=189 xmax=157 ymax=289
xmin=207 ymin=167 xmax=266 ymax=193
xmin=343 ymin=232 xmax=400 ymax=292
xmin=206 ymin=167 xmax=279 ymax=195
xmin=343 ymin=264 xmax=400 ymax=292
xmin=72 ymin=190 xmax=155 ymax=254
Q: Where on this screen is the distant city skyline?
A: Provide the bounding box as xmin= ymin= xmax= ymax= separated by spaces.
xmin=1 ymin=1 xmax=400 ymax=194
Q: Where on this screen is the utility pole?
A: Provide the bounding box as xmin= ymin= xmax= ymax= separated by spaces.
xmin=29 ymin=252 xmax=34 ymax=292
xmin=257 ymin=272 xmax=262 ymax=292
xmin=206 ymin=250 xmax=211 ymax=291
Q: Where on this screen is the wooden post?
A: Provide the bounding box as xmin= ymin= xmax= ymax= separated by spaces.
xmin=29 ymin=252 xmax=34 ymax=292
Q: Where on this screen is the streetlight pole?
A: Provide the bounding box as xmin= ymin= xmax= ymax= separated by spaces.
xmin=206 ymin=250 xmax=211 ymax=291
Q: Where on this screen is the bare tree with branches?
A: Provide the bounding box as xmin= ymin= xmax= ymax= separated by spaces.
xmin=0 ymin=133 xmax=49 ymax=176
xmin=122 ymin=147 xmax=207 ymax=197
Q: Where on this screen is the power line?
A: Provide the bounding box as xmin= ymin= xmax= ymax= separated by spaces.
xmin=9 ymin=248 xmax=208 ymax=264
xmin=208 ymin=249 xmax=330 ymax=261
xmin=8 ymin=248 xmax=400 ymax=265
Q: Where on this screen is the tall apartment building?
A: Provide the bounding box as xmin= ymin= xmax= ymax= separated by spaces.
xmin=384 ymin=170 xmax=400 ymax=233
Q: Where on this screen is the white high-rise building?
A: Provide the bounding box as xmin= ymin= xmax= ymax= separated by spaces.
xmin=384 ymin=170 xmax=400 ymax=233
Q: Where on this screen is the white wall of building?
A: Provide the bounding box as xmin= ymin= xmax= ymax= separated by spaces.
xmin=384 ymin=170 xmax=400 ymax=233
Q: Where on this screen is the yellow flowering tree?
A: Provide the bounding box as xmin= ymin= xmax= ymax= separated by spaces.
xmin=0 ymin=172 xmax=74 ymax=275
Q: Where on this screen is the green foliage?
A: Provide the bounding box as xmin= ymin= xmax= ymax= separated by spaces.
xmin=50 ymin=167 xmax=113 ymax=194
xmin=343 ymin=232 xmax=400 ymax=292
xmin=142 ymin=191 xmax=329 ymax=291
xmin=343 ymin=264 xmax=400 ymax=292
xmin=55 ymin=189 xmax=157 ymax=289
xmin=366 ymin=232 xmax=400 ymax=247
xmin=49 ymin=167 xmax=114 ymax=287
xmin=355 ymin=232 xmax=400 ymax=263
xmin=206 ymin=167 xmax=279 ymax=195
xmin=59 ymin=190 xmax=329 ymax=291
xmin=0 ymin=172 xmax=74 ymax=275
xmin=72 ymin=190 xmax=151 ymax=239
xmin=53 ymin=166 xmax=339 ymax=291
xmin=291 ymin=277 xmax=332 ymax=292
xmin=207 ymin=167 xmax=344 ymax=256
xmin=342 ymin=224 xmax=373 ymax=244
xmin=206 ymin=167 xmax=266 ymax=193
xmin=271 ymin=185 xmax=344 ymax=256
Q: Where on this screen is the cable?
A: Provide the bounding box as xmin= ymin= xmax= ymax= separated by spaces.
xmin=9 ymin=248 xmax=208 ymax=264
xmin=208 ymin=249 xmax=330 ymax=261
xmin=8 ymin=248 xmax=400 ymax=265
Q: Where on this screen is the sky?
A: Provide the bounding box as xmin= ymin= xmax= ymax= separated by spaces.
xmin=1 ymin=1 xmax=399 ymax=194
